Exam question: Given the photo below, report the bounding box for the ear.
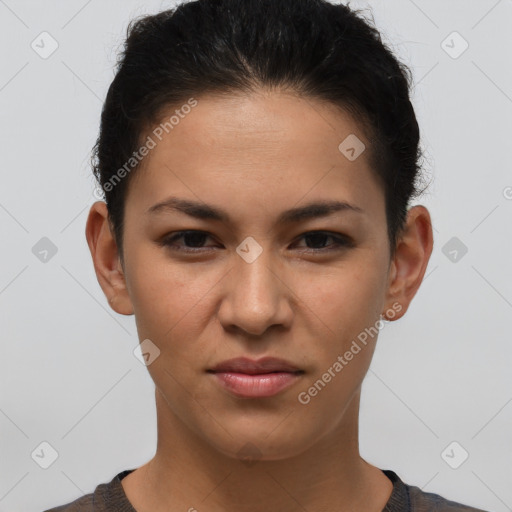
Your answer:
[85,201,134,315]
[382,205,433,321]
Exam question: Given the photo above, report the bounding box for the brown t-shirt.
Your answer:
[43,468,489,512]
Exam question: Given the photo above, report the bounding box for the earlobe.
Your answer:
[85,201,134,316]
[383,205,433,321]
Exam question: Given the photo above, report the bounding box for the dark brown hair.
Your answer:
[92,0,428,265]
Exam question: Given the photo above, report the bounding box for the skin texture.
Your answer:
[86,90,433,512]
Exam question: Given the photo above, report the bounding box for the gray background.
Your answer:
[1,0,511,511]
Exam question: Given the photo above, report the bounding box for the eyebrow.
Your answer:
[146,196,364,223]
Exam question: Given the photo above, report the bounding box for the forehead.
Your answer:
[124,90,384,224]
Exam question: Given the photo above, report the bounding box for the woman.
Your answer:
[45,0,487,510]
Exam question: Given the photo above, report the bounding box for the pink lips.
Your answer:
[207,357,304,398]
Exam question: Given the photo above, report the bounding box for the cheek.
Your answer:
[294,259,385,334]
[291,265,386,407]
[126,250,218,343]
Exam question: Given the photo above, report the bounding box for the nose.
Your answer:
[216,246,293,337]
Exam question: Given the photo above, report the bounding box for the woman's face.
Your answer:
[102,91,406,460]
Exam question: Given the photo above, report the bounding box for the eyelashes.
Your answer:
[160,230,354,254]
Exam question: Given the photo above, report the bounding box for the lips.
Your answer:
[208,356,303,375]
[207,357,304,398]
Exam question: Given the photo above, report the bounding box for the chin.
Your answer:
[204,424,318,463]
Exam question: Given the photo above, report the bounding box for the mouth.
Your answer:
[207,357,304,398]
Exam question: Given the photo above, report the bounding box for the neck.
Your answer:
[122,387,393,512]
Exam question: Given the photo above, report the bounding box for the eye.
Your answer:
[160,230,219,252]
[160,230,353,254]
[293,231,354,251]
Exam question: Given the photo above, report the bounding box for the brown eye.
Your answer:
[161,231,219,252]
[294,231,353,251]
[159,230,353,255]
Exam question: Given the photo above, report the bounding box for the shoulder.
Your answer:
[42,491,97,512]
[383,469,490,512]
[41,470,135,512]
[408,484,490,512]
